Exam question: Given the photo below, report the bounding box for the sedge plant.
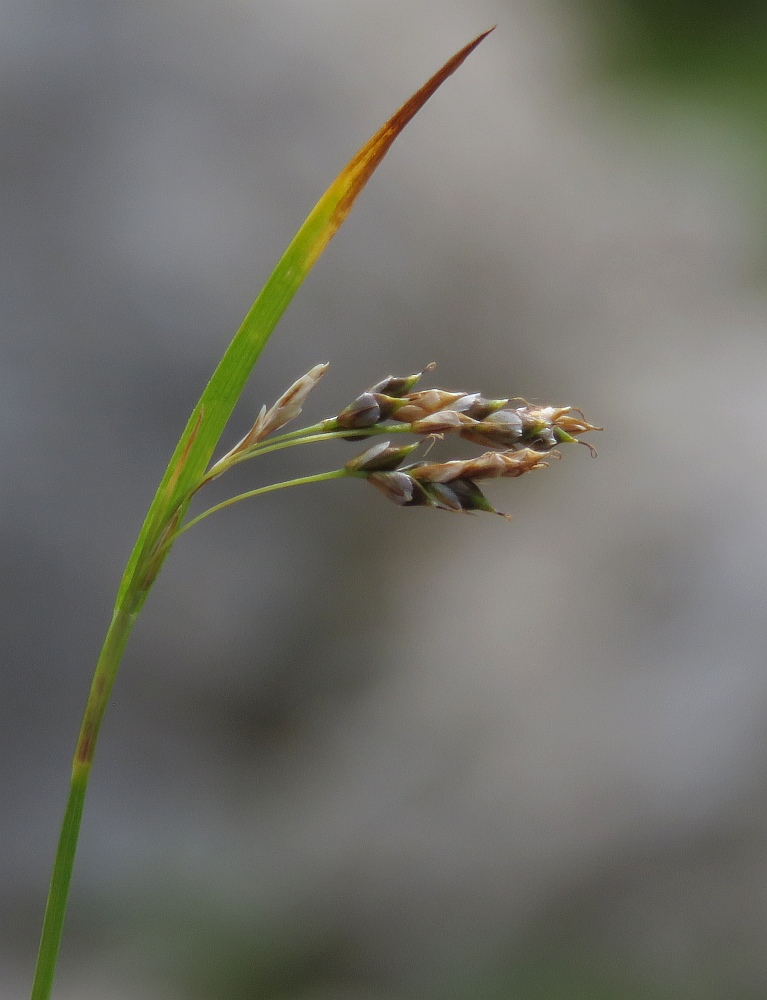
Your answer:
[29,28,600,1000]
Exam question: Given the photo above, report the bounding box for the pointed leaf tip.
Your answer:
[309,28,496,262]
[372,26,495,149]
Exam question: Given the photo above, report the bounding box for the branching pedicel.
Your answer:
[178,363,601,532]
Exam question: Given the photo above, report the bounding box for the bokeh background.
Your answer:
[4,1,767,997]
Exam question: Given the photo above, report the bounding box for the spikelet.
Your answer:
[206,363,328,480]
[347,442,553,519]
[334,370,600,455]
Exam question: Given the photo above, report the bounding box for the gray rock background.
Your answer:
[3,1,767,997]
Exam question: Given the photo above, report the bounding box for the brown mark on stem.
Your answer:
[162,405,205,507]
[137,407,206,591]
[74,673,107,767]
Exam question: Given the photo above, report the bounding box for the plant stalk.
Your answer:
[30,602,141,1000]
[29,467,351,999]
[177,468,352,538]
[198,421,411,487]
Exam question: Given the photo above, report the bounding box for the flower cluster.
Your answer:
[335,367,600,454]
[345,440,553,518]
[333,368,600,518]
[200,363,600,523]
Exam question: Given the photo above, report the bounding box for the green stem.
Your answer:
[203,420,411,484]
[240,424,409,462]
[28,438,400,999]
[177,467,354,539]
[30,602,140,1000]
[29,445,383,1000]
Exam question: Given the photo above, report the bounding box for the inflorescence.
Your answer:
[334,366,600,518]
[185,363,600,525]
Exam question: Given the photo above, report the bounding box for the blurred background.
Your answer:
[3,0,767,997]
